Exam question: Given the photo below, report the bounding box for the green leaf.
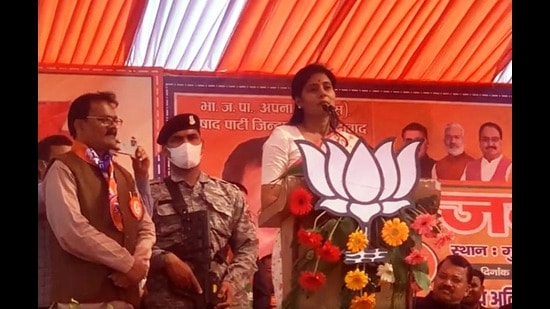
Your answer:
[319,218,338,235]
[413,270,431,292]
[409,232,422,248]
[329,217,358,249]
[411,261,429,274]
[389,248,409,286]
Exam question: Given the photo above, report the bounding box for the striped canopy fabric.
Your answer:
[38,0,512,84]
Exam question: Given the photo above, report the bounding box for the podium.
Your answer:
[258,176,441,309]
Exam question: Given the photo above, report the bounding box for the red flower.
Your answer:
[297,228,323,248]
[404,248,427,265]
[298,271,326,292]
[410,214,437,238]
[316,240,341,263]
[434,228,455,249]
[289,187,314,216]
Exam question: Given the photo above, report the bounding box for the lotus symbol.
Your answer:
[295,138,421,263]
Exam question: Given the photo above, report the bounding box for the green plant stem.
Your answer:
[313,256,321,272]
[311,217,343,274]
[313,210,327,230]
[407,206,423,216]
[328,217,343,240]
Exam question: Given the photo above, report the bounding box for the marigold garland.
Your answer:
[346,230,368,253]
[350,293,376,309]
[344,268,369,291]
[381,217,409,247]
[282,175,448,309]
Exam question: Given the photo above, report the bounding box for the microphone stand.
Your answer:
[322,104,363,139]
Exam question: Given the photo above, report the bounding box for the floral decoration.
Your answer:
[279,138,455,309]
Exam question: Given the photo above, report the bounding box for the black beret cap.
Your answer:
[156,113,201,145]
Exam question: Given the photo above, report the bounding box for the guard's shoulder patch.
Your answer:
[210,175,227,184]
[212,177,241,192]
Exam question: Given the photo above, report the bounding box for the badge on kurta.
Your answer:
[110,200,124,231]
[129,193,144,220]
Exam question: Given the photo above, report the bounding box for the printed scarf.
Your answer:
[72,141,124,231]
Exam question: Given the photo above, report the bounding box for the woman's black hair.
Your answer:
[288,63,350,145]
[288,63,337,126]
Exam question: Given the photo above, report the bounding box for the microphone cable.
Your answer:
[322,104,363,143]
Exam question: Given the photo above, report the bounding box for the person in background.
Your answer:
[143,113,258,309]
[414,254,473,309]
[462,268,493,309]
[462,122,512,183]
[38,134,73,309]
[432,122,474,180]
[38,135,73,181]
[43,91,156,309]
[221,136,277,309]
[261,63,360,308]
[401,122,435,179]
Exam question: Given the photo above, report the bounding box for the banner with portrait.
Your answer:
[163,74,511,307]
[37,67,511,307]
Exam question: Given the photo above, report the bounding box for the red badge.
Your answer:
[109,200,124,232]
[129,194,144,220]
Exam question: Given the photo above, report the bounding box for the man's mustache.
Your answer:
[106,129,117,136]
[437,285,454,293]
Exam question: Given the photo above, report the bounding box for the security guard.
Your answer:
[143,113,258,309]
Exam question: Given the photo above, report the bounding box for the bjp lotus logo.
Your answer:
[295,138,421,262]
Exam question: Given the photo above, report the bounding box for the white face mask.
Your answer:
[167,143,202,169]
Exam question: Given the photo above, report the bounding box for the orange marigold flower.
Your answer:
[350,292,376,309]
[381,218,409,247]
[346,230,368,253]
[345,268,369,291]
[297,228,323,248]
[289,187,314,216]
[298,271,326,292]
[316,240,341,263]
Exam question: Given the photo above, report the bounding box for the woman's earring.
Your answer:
[297,105,302,109]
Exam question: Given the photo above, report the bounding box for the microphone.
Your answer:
[322,103,362,140]
[322,103,336,114]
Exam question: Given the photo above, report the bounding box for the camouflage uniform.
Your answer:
[143,172,258,309]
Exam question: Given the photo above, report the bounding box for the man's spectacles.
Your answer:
[480,137,500,143]
[436,272,466,286]
[85,116,124,127]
